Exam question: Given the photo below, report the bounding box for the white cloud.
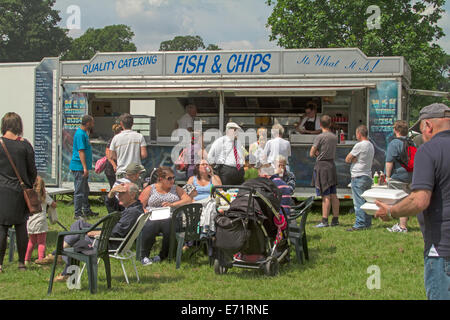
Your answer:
[218,40,254,50]
[148,0,168,7]
[115,0,146,19]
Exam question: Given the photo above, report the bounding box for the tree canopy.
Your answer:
[0,0,71,62]
[62,24,137,61]
[159,35,221,51]
[266,0,448,113]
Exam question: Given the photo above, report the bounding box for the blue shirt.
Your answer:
[69,128,92,171]
[411,130,450,258]
[193,176,212,201]
[270,174,293,214]
[385,137,412,183]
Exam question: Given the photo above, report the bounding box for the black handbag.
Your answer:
[0,138,42,215]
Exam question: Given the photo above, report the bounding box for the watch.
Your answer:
[387,206,393,218]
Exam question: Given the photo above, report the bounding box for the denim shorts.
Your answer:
[316,185,337,196]
[424,256,450,300]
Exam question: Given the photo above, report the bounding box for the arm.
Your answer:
[212,175,222,186]
[140,146,148,160]
[78,149,89,177]
[309,146,318,158]
[375,190,432,221]
[162,186,192,208]
[138,185,152,211]
[385,162,394,179]
[25,140,38,186]
[345,152,357,164]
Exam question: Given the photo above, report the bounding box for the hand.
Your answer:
[162,202,173,207]
[374,200,393,221]
[83,169,89,178]
[51,201,57,209]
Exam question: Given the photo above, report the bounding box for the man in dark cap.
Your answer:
[375,103,450,300]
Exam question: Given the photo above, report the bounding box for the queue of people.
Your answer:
[1,101,449,300]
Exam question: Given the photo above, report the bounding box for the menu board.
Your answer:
[63,95,87,130]
[34,58,58,185]
[368,80,399,172]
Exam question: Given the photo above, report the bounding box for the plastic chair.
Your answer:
[47,212,121,294]
[168,203,207,269]
[287,196,314,264]
[108,211,151,284]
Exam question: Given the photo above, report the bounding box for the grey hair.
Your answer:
[271,123,284,137]
[258,164,275,176]
[126,183,140,199]
[274,155,287,164]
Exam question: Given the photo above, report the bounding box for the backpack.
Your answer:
[393,137,417,172]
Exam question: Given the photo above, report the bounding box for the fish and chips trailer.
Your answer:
[0,48,416,198]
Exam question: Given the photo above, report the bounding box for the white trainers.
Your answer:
[387,223,408,233]
[141,257,153,266]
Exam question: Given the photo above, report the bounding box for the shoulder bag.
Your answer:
[0,138,42,215]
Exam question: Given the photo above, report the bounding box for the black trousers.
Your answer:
[0,223,28,265]
[218,165,245,186]
[140,218,172,260]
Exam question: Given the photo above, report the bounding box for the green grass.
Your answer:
[0,197,426,300]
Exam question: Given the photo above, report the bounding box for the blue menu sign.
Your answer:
[34,58,58,185]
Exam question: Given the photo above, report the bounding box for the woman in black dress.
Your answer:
[0,113,37,272]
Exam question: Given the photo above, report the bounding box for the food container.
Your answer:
[360,202,380,216]
[361,188,408,205]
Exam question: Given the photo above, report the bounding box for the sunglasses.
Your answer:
[165,176,175,181]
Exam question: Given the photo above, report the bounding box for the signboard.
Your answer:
[368,80,399,172]
[60,49,407,79]
[34,58,58,185]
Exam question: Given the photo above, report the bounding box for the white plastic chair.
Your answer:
[108,211,151,284]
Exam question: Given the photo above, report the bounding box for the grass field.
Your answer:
[0,196,427,300]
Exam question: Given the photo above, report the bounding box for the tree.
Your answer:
[62,24,137,60]
[0,0,72,62]
[159,35,221,51]
[266,0,448,116]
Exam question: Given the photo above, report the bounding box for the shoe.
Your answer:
[346,227,367,232]
[54,274,69,283]
[233,252,244,262]
[152,255,161,263]
[331,219,340,227]
[387,223,407,233]
[35,257,53,265]
[315,222,329,228]
[74,214,85,220]
[141,257,153,266]
[84,211,99,217]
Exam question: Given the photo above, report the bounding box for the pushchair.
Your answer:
[211,181,290,277]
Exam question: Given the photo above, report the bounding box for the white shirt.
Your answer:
[300,115,321,131]
[109,130,147,175]
[350,140,374,178]
[264,137,291,165]
[177,113,194,130]
[208,135,245,167]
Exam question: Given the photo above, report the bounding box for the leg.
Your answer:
[399,217,409,230]
[321,195,331,220]
[14,223,28,265]
[351,176,372,229]
[25,234,37,262]
[0,225,8,267]
[424,257,450,300]
[330,193,340,218]
[73,171,84,217]
[81,174,91,214]
[36,233,47,260]
[159,218,172,260]
[140,220,160,260]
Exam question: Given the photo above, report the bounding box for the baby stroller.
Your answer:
[211,180,289,277]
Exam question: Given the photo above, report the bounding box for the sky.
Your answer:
[52,0,450,53]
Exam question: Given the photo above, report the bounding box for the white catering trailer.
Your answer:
[0,48,418,198]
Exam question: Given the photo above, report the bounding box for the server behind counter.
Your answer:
[296,102,322,135]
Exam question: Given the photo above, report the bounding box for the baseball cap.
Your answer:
[410,103,450,132]
[125,163,145,174]
[226,122,241,130]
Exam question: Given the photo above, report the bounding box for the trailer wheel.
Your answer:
[264,258,279,277]
[214,259,228,275]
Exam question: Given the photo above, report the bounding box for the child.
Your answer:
[24,176,56,265]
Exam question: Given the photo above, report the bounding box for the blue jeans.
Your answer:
[351,175,373,229]
[72,170,91,216]
[424,256,450,300]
